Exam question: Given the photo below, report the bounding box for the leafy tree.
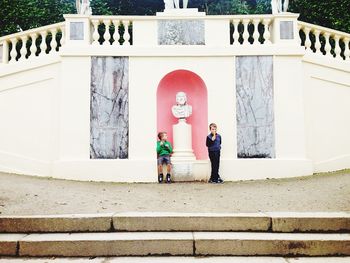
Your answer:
[206,0,250,15]
[0,0,75,37]
[0,0,110,37]
[90,0,112,15]
[289,0,350,33]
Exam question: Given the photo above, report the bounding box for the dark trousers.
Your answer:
[209,151,220,180]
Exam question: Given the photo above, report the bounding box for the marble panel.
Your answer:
[158,20,205,45]
[236,56,275,158]
[70,22,84,40]
[280,21,294,40]
[90,57,129,159]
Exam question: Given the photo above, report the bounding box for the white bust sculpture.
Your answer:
[172,92,192,119]
[76,0,92,15]
[271,0,289,14]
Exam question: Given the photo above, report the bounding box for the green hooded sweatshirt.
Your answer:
[157,141,173,156]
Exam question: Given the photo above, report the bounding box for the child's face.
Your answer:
[161,133,168,141]
[210,126,217,134]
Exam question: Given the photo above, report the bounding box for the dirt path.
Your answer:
[0,171,349,215]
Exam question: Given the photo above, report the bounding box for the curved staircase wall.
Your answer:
[0,13,349,181]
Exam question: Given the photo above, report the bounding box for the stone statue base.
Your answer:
[156,8,205,17]
[171,119,196,161]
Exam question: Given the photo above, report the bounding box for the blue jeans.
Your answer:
[158,155,171,165]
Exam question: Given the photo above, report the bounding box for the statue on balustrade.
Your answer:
[271,0,289,14]
[76,0,92,15]
[172,92,192,119]
[164,0,189,10]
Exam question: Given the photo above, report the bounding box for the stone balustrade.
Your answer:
[1,15,349,66]
[0,22,65,64]
[298,21,350,60]
[230,15,273,45]
[90,17,132,45]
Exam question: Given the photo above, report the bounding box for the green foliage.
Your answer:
[253,0,271,14]
[0,0,111,37]
[0,0,75,37]
[289,0,350,33]
[90,0,112,15]
[206,0,250,15]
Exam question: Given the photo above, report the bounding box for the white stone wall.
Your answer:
[0,50,349,182]
[0,61,60,175]
[302,56,350,172]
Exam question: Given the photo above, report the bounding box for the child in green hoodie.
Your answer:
[156,132,173,183]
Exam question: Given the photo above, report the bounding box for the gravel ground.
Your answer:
[0,171,349,215]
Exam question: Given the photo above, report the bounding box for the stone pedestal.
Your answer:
[156,8,205,17]
[156,9,205,45]
[170,119,206,182]
[171,119,196,161]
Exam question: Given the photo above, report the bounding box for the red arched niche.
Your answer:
[157,70,208,160]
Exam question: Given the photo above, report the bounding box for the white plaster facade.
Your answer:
[0,13,349,182]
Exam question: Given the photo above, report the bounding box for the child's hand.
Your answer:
[165,144,169,148]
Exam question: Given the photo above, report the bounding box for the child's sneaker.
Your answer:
[166,173,171,183]
[217,177,224,183]
[208,178,216,183]
[158,174,163,183]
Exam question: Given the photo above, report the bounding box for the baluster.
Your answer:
[242,19,250,45]
[304,27,311,51]
[343,38,350,60]
[91,19,100,45]
[103,19,111,45]
[123,20,130,45]
[2,40,9,64]
[19,35,28,61]
[39,31,47,56]
[9,38,18,63]
[262,18,271,44]
[50,28,58,53]
[232,19,240,45]
[333,35,341,59]
[313,29,321,54]
[112,20,121,45]
[323,32,332,57]
[29,33,38,58]
[252,19,260,45]
[298,24,302,45]
[60,28,65,47]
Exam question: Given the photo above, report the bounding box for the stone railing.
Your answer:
[0,22,65,64]
[86,14,277,47]
[229,15,273,45]
[89,16,133,45]
[1,14,350,66]
[298,21,350,60]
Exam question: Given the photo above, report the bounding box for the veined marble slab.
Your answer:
[280,21,294,40]
[90,57,129,159]
[158,20,205,45]
[70,22,84,40]
[236,56,275,158]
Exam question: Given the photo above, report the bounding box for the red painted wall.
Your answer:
[157,70,208,160]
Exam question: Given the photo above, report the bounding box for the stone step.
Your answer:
[1,232,349,257]
[0,212,349,233]
[1,257,350,263]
